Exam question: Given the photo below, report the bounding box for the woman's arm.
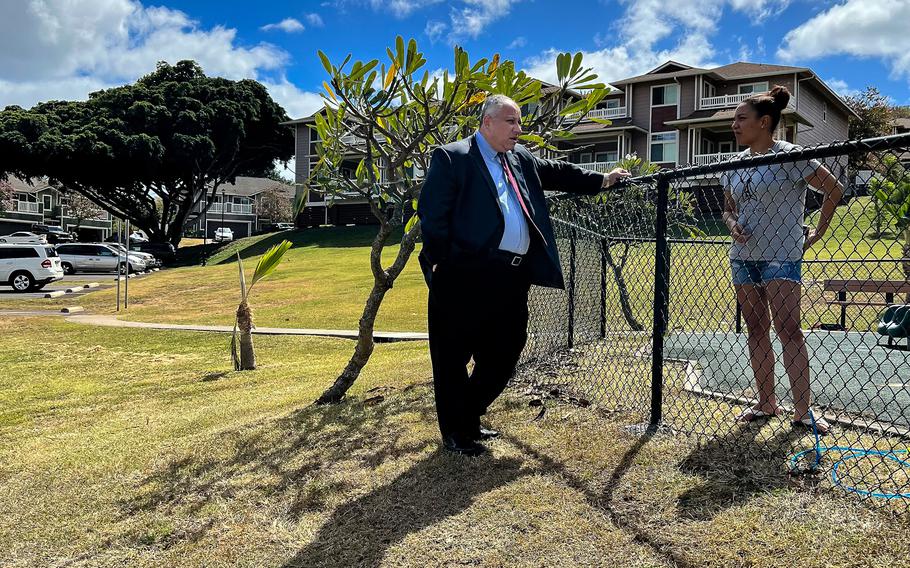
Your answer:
[803,164,843,249]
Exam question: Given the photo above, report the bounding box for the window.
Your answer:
[43,195,52,211]
[737,81,769,95]
[718,141,734,153]
[0,247,39,259]
[651,84,678,106]
[579,153,592,163]
[606,99,621,109]
[704,83,716,98]
[650,132,678,163]
[823,102,827,123]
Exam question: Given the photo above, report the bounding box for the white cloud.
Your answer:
[0,0,319,113]
[523,0,787,86]
[508,36,526,49]
[825,78,859,99]
[262,78,325,119]
[368,0,442,18]
[425,20,447,43]
[778,0,910,83]
[305,13,325,27]
[449,0,520,41]
[260,18,305,33]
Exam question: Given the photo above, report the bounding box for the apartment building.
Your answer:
[184,176,296,239]
[0,177,112,239]
[284,60,855,224]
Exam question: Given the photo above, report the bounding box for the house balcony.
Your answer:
[575,161,619,173]
[565,107,628,121]
[692,152,740,166]
[700,93,797,110]
[17,201,39,214]
[209,203,253,215]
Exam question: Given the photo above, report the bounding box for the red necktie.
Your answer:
[498,152,546,245]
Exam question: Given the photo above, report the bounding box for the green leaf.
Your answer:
[590,118,613,125]
[518,133,545,145]
[404,213,419,234]
[250,240,293,291]
[318,50,333,76]
[560,99,589,116]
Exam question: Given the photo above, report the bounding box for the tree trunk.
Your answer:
[604,242,644,332]
[237,299,256,370]
[316,221,420,404]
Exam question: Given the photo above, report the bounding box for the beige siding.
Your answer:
[795,83,849,146]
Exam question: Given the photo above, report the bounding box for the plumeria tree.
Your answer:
[310,37,613,403]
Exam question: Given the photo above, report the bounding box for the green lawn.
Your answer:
[2,316,909,567]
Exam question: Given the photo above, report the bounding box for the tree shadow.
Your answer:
[507,429,694,568]
[677,420,809,521]
[281,452,529,568]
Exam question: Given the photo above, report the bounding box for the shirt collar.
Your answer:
[475,131,500,162]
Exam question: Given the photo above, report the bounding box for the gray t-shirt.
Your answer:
[722,140,821,262]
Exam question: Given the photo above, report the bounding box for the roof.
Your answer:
[568,119,648,136]
[710,62,808,79]
[611,61,810,87]
[4,176,54,194]
[217,177,295,198]
[894,117,910,131]
[663,107,814,128]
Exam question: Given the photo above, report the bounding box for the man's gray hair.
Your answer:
[480,94,518,121]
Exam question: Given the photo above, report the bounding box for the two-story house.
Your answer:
[0,176,112,240]
[184,176,296,239]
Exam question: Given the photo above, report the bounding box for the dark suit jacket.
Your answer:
[417,134,605,289]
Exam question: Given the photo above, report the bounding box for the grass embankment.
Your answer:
[1,317,908,567]
[0,226,429,332]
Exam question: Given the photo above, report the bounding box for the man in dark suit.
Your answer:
[417,94,630,456]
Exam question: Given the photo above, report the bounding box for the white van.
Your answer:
[0,244,64,292]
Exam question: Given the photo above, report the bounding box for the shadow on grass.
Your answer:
[120,382,531,565]
[508,428,694,568]
[677,420,809,521]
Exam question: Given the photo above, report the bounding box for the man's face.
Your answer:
[482,103,522,152]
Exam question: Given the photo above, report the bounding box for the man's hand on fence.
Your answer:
[602,168,632,188]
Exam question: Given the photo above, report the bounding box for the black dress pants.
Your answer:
[427,260,531,438]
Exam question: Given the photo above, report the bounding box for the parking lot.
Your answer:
[0,271,154,299]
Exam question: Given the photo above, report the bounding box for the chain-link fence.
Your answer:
[520,132,910,508]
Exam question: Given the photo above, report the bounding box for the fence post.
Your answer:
[600,236,607,339]
[567,227,577,348]
[650,175,671,427]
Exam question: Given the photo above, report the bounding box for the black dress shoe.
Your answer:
[470,426,500,441]
[442,434,487,456]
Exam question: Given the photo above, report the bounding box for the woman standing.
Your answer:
[723,85,843,433]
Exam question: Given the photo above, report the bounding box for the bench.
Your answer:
[824,279,910,329]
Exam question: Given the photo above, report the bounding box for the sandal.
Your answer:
[791,415,831,435]
[736,407,781,423]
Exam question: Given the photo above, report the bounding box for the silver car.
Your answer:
[55,243,148,274]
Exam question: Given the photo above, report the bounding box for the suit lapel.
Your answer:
[468,135,499,203]
[506,151,535,216]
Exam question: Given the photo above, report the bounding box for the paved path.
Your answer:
[0,310,427,342]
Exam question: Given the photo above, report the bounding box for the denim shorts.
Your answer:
[730,259,802,286]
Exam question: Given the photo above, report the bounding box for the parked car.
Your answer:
[129,231,149,243]
[104,243,160,269]
[55,243,148,274]
[0,231,47,244]
[30,224,75,244]
[129,242,177,265]
[0,244,64,292]
[259,222,295,234]
[214,227,234,242]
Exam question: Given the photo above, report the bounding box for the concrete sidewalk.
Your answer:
[62,313,428,342]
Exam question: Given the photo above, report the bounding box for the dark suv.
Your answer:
[129,242,177,265]
[31,224,75,244]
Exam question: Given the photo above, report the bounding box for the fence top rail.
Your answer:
[582,132,910,188]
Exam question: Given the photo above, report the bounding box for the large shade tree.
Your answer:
[310,37,612,403]
[0,60,293,244]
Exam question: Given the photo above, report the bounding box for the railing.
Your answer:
[340,133,386,146]
[692,152,741,165]
[208,203,253,215]
[701,93,797,109]
[566,107,628,121]
[575,161,618,173]
[17,201,39,213]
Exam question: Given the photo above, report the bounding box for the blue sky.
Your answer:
[2,0,909,121]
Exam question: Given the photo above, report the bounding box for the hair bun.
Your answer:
[769,85,791,110]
